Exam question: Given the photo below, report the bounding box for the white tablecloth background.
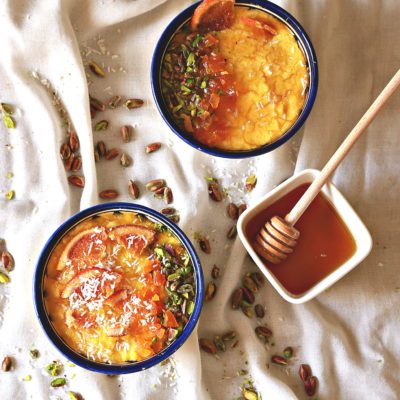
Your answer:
[0,0,399,399]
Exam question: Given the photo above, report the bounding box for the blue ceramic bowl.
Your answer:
[34,203,204,374]
[151,0,318,159]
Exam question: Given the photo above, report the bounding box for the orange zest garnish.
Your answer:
[163,309,179,328]
[191,0,235,32]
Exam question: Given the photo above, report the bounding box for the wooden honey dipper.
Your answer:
[254,68,400,264]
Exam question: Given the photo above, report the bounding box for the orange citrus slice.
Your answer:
[57,227,107,270]
[108,224,156,253]
[241,16,277,35]
[61,267,103,298]
[191,0,235,32]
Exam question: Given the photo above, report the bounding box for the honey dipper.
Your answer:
[254,68,400,264]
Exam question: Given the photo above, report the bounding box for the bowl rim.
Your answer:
[237,169,373,303]
[33,202,204,374]
[151,0,319,159]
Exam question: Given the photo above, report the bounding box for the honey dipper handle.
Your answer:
[286,68,400,226]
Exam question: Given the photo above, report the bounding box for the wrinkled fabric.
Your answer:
[0,0,399,399]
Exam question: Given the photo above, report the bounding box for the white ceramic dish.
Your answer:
[237,169,373,304]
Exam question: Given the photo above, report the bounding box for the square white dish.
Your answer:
[237,169,373,304]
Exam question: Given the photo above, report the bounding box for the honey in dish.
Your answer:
[44,211,196,364]
[246,184,357,295]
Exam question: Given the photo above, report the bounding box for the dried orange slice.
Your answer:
[241,16,277,36]
[108,224,156,253]
[191,0,235,32]
[57,227,107,270]
[61,267,103,298]
[104,289,128,307]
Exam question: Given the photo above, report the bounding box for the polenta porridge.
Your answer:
[161,6,309,151]
[44,211,196,364]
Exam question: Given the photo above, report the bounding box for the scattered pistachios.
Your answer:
[60,143,71,160]
[120,152,132,167]
[255,326,272,343]
[69,131,80,152]
[227,203,239,220]
[0,271,10,284]
[46,360,63,376]
[71,156,82,172]
[243,274,258,293]
[199,338,217,354]
[120,125,132,143]
[197,235,211,254]
[89,95,106,112]
[283,346,293,359]
[64,153,75,171]
[199,331,238,355]
[205,281,217,301]
[50,377,67,387]
[1,251,14,272]
[213,335,225,352]
[105,148,119,160]
[68,392,84,400]
[304,376,318,396]
[5,190,15,200]
[211,264,220,280]
[231,287,243,310]
[227,225,237,240]
[124,98,144,109]
[108,95,122,109]
[222,331,236,342]
[168,214,180,224]
[96,141,106,157]
[29,348,39,359]
[94,120,109,131]
[146,179,166,192]
[2,356,12,372]
[208,181,223,202]
[231,272,265,318]
[238,203,248,216]
[128,180,140,199]
[241,301,253,318]
[271,355,288,366]
[163,187,173,204]
[68,175,85,188]
[254,304,265,319]
[242,286,255,304]
[160,207,176,216]
[99,189,119,199]
[0,103,16,129]
[299,364,311,382]
[88,61,105,77]
[146,142,161,154]
[245,174,257,192]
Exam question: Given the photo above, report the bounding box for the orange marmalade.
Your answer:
[161,6,309,151]
[44,211,196,364]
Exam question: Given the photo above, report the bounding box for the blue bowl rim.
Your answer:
[33,202,204,374]
[151,0,319,159]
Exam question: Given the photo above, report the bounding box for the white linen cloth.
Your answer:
[0,0,399,399]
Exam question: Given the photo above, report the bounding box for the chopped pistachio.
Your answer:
[29,348,39,359]
[245,174,257,192]
[46,360,63,376]
[5,190,14,200]
[23,375,32,382]
[50,377,67,387]
[3,114,15,129]
[0,271,10,284]
[68,392,82,400]
[6,172,13,179]
[0,103,14,114]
